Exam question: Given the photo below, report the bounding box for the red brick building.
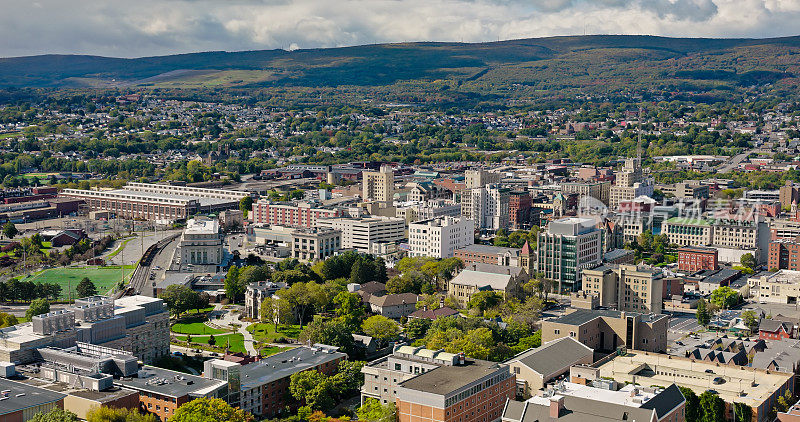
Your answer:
[759,319,795,340]
[396,359,515,422]
[509,191,532,229]
[769,237,800,271]
[251,200,344,228]
[677,246,718,272]
[454,244,520,266]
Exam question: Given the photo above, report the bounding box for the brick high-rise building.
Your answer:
[769,237,800,271]
[509,190,532,229]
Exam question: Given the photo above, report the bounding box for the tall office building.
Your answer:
[408,217,474,259]
[362,165,395,202]
[461,184,509,232]
[316,217,405,252]
[581,264,665,313]
[464,168,501,189]
[609,157,654,209]
[537,217,603,293]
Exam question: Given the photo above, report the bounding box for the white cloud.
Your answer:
[0,0,797,58]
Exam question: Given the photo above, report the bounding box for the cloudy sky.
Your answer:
[1,0,799,58]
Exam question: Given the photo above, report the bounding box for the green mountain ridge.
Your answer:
[2,34,800,102]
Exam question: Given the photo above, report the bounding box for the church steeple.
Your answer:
[520,240,534,275]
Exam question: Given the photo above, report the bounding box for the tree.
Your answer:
[208,334,216,346]
[261,296,291,329]
[741,310,759,332]
[467,291,503,313]
[331,360,366,394]
[699,390,725,422]
[1,222,17,239]
[170,397,253,422]
[86,406,157,422]
[357,399,397,422]
[159,285,198,317]
[678,386,699,422]
[740,253,757,269]
[290,370,333,410]
[299,317,355,354]
[405,318,432,339]
[0,312,18,328]
[76,277,98,298]
[734,402,752,422]
[26,298,50,319]
[709,286,739,310]
[696,299,710,327]
[277,282,328,327]
[31,409,79,422]
[333,291,365,327]
[239,196,254,219]
[362,315,400,343]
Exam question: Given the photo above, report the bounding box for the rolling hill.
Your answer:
[2,35,800,102]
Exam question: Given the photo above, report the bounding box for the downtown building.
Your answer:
[609,158,654,210]
[0,295,169,365]
[61,182,248,221]
[362,165,395,203]
[316,216,405,252]
[581,264,665,313]
[408,216,474,259]
[251,200,345,228]
[461,184,509,233]
[662,214,769,264]
[536,217,603,293]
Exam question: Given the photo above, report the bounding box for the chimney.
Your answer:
[549,396,564,418]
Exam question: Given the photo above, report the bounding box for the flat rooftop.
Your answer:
[240,345,346,389]
[185,218,220,234]
[0,378,66,416]
[397,359,504,395]
[595,351,792,408]
[550,309,668,326]
[115,366,224,398]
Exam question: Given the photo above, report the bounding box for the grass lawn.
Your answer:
[106,237,136,259]
[248,323,301,343]
[172,316,229,335]
[21,265,135,299]
[175,333,246,354]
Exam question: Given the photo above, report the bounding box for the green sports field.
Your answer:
[21,266,134,299]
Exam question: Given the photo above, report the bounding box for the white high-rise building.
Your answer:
[610,157,654,209]
[461,184,509,232]
[316,216,405,252]
[408,217,474,259]
[465,169,501,189]
[362,165,395,203]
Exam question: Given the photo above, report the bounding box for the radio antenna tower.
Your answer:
[637,106,643,164]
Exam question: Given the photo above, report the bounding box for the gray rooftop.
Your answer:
[456,244,520,256]
[240,345,346,389]
[509,337,593,377]
[0,378,67,416]
[115,366,224,398]
[550,309,668,326]
[398,359,505,395]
